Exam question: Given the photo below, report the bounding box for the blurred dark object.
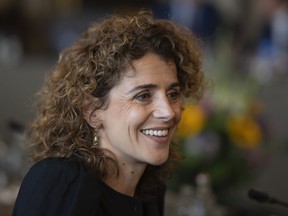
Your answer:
[248,188,288,208]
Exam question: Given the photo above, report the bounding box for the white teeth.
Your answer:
[141,129,168,137]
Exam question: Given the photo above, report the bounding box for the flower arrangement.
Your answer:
[170,97,268,196]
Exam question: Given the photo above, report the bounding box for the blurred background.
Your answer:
[1,0,288,215]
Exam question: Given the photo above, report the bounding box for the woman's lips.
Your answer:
[140,129,170,144]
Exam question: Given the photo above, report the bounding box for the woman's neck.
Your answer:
[102,161,147,197]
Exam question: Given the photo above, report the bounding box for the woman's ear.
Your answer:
[82,96,102,129]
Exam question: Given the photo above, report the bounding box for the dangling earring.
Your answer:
[93,135,99,145]
[93,129,99,147]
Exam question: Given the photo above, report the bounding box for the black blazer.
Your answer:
[12,157,165,216]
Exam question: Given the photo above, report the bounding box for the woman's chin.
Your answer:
[147,154,169,166]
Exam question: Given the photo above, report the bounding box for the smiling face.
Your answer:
[95,53,182,166]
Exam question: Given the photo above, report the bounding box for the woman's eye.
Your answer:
[134,92,151,102]
[167,91,180,102]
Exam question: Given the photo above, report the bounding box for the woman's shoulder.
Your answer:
[13,157,102,215]
[26,156,100,187]
[27,157,80,178]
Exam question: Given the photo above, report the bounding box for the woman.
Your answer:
[12,10,205,216]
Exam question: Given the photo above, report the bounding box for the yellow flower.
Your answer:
[176,105,206,138]
[227,115,262,149]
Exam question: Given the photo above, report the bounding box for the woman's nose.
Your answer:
[152,97,176,120]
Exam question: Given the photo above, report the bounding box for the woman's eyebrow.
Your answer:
[127,84,157,94]
[127,82,180,94]
[169,82,180,89]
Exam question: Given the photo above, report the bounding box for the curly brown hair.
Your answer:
[26,10,205,197]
